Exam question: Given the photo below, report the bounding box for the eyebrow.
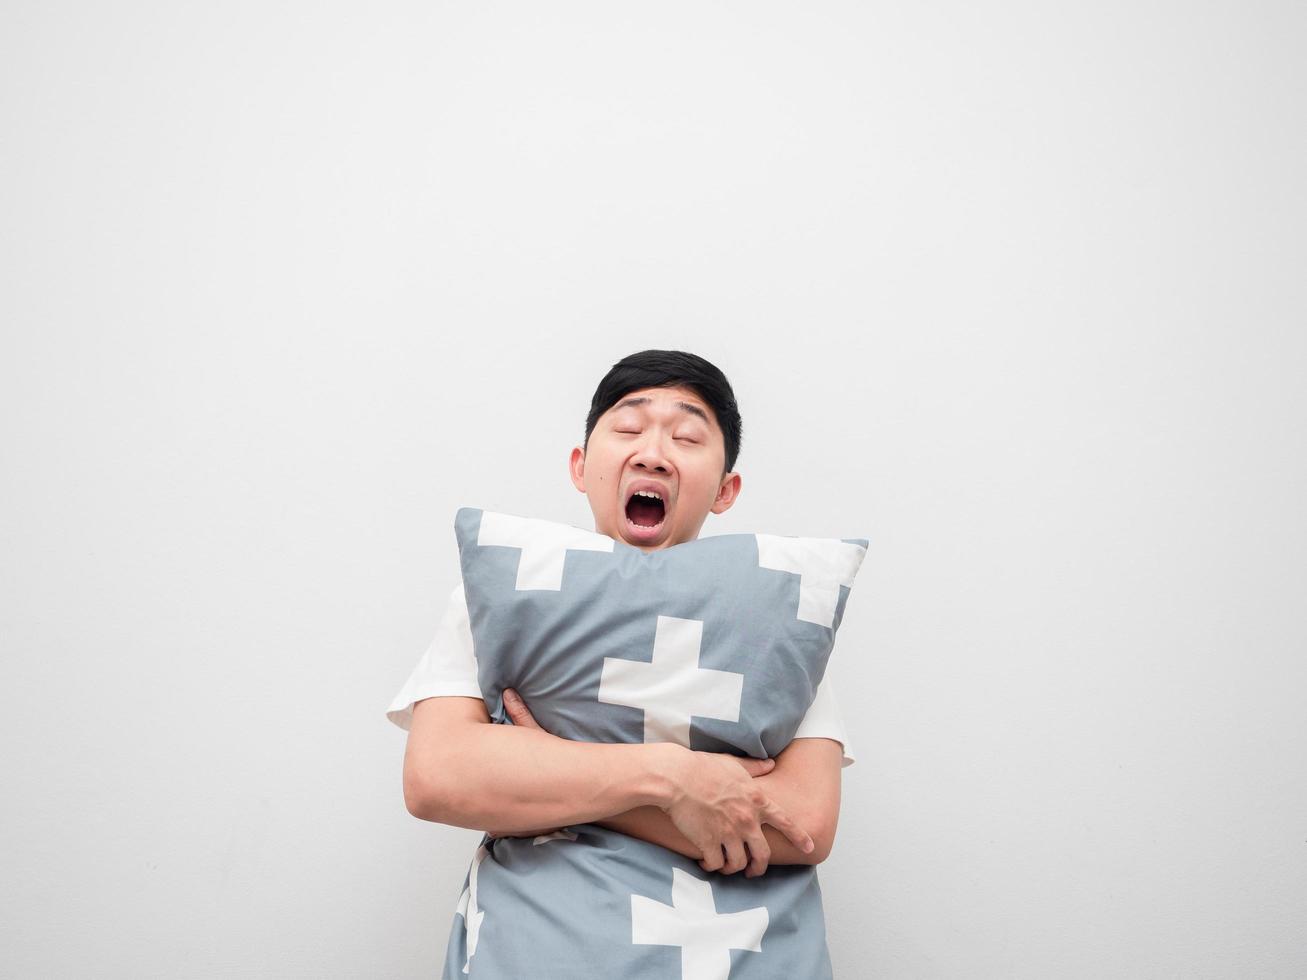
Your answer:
[612,396,711,427]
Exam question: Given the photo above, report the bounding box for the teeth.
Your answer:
[632,490,663,501]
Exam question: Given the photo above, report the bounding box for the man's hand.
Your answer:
[486,688,566,839]
[662,749,812,876]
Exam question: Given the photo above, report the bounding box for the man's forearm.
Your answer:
[593,769,821,866]
[417,723,683,833]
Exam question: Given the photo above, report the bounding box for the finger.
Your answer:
[743,831,771,878]
[736,757,776,777]
[502,689,542,729]
[698,843,725,873]
[722,838,748,875]
[762,801,815,855]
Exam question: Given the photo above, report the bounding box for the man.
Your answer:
[388,349,853,878]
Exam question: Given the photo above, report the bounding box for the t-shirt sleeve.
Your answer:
[792,668,856,768]
[384,582,484,731]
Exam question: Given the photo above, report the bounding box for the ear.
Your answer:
[568,446,586,493]
[710,471,742,515]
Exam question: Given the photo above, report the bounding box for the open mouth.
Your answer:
[623,489,668,542]
[625,493,665,528]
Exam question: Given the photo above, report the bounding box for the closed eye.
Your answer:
[614,427,697,443]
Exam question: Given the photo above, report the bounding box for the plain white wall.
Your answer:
[3,1,1304,977]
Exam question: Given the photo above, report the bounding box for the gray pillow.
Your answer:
[440,506,869,979]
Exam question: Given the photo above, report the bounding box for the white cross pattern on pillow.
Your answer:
[631,867,770,980]
[453,842,490,974]
[476,511,615,591]
[754,534,867,628]
[597,615,744,747]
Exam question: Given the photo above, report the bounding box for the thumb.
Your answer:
[738,756,777,777]
[502,688,542,729]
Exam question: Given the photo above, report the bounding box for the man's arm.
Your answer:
[403,695,685,830]
[487,690,842,868]
[592,736,843,866]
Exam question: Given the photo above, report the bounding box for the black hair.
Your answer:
[583,350,743,475]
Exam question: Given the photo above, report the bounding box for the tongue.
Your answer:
[627,496,665,528]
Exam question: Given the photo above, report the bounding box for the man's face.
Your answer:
[569,385,741,553]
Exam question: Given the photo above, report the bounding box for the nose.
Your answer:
[630,442,672,474]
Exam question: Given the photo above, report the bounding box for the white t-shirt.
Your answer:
[386,583,856,768]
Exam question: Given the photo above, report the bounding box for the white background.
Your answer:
[3,1,1304,977]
